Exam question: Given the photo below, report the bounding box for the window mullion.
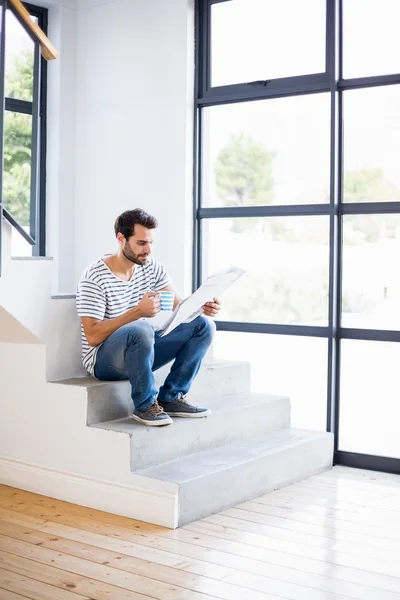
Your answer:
[5,97,33,114]
[29,38,40,251]
[199,73,331,106]
[0,0,6,275]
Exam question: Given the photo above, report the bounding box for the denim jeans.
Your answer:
[94,315,216,411]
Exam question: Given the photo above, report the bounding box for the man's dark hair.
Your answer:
[114,209,158,239]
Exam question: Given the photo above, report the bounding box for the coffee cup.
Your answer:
[159,290,174,311]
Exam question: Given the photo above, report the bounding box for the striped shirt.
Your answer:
[76,257,171,375]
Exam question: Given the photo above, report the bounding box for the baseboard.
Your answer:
[0,456,178,528]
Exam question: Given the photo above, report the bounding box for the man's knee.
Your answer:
[196,315,216,340]
[126,320,155,347]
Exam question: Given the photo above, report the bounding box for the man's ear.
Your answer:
[116,232,125,244]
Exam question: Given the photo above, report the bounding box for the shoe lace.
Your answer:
[176,394,190,405]
[148,400,165,416]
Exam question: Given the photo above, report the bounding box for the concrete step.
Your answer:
[94,392,290,469]
[137,428,333,526]
[56,359,251,425]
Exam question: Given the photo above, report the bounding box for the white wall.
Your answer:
[41,1,78,293]
[72,0,195,295]
[18,0,194,294]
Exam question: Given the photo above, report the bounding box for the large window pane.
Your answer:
[3,111,32,227]
[202,94,330,208]
[5,9,34,101]
[202,216,329,325]
[213,332,327,431]
[339,340,400,458]
[342,214,400,330]
[343,0,400,79]
[343,86,400,203]
[211,0,326,87]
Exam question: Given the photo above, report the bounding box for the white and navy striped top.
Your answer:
[76,257,171,375]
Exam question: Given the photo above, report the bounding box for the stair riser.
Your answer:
[87,361,251,425]
[177,433,334,526]
[130,397,291,470]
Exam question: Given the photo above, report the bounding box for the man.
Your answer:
[76,208,221,427]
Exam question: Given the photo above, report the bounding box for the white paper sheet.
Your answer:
[158,266,246,337]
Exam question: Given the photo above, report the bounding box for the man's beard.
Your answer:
[122,243,148,265]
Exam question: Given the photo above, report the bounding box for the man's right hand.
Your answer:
[137,292,161,318]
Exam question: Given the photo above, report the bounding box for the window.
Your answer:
[1,1,47,257]
[210,0,326,87]
[195,0,400,474]
[213,332,328,431]
[343,0,400,79]
[202,216,330,325]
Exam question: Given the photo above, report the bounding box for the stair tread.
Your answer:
[93,392,288,433]
[53,358,249,388]
[137,428,331,484]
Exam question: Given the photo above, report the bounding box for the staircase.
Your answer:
[0,219,333,528]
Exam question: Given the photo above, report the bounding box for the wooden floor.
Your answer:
[0,467,400,600]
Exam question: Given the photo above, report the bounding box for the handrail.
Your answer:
[3,208,35,245]
[8,0,58,60]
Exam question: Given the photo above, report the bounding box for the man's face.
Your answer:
[121,225,154,265]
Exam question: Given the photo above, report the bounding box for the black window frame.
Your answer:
[194,0,400,474]
[1,0,48,257]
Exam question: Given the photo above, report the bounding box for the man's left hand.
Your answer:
[202,297,222,318]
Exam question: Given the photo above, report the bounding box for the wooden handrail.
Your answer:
[8,0,59,60]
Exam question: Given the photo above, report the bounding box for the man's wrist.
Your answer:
[131,305,142,320]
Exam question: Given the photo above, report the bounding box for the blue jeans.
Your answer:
[94,316,216,411]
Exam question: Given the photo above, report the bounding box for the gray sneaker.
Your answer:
[158,395,211,418]
[132,400,173,426]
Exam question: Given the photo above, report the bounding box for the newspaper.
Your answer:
[158,266,246,337]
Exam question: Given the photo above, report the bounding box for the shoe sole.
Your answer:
[131,414,173,426]
[163,409,211,418]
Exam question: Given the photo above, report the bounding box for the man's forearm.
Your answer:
[89,306,142,346]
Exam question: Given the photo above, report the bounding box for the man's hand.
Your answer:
[202,297,222,318]
[138,292,161,318]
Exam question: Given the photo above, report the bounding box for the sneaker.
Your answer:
[132,400,173,427]
[158,395,211,418]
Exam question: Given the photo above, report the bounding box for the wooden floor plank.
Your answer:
[1,467,400,600]
[184,517,398,564]
[235,499,400,537]
[2,499,400,594]
[223,568,400,600]
[1,526,393,600]
[0,519,233,581]
[221,504,400,542]
[315,467,400,484]
[241,495,400,530]
[0,530,285,600]
[371,496,400,512]
[309,471,400,495]
[0,486,162,534]
[0,588,33,600]
[0,567,89,600]
[161,527,400,579]
[266,489,366,511]
[0,542,210,600]
[288,479,389,501]
[0,523,392,600]
[202,512,400,553]
[0,535,280,600]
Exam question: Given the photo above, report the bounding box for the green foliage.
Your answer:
[212,137,400,324]
[343,168,400,243]
[344,168,397,203]
[3,51,34,226]
[5,50,34,101]
[215,134,276,232]
[224,269,329,324]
